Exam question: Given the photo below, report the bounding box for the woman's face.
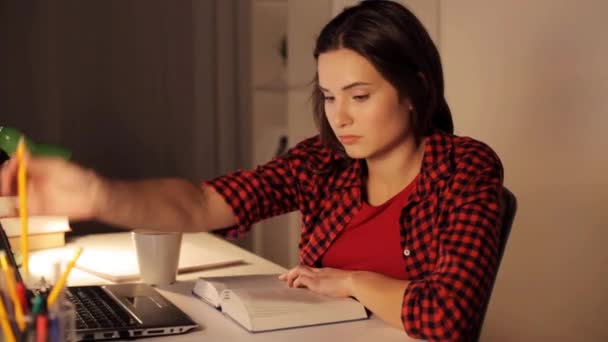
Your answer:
[317,48,413,160]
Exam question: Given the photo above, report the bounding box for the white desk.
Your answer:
[30,232,421,342]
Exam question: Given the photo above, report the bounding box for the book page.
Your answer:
[231,287,361,318]
[194,274,283,308]
[201,274,285,291]
[221,286,368,332]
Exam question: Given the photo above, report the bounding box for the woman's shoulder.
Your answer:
[428,131,503,179]
[452,133,504,185]
[286,135,344,170]
[453,135,502,169]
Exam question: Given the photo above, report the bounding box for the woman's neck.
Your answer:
[364,136,425,204]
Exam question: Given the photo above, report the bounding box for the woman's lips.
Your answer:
[339,135,361,145]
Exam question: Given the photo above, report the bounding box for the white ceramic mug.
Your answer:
[132,231,183,285]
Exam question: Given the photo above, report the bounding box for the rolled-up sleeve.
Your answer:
[402,159,503,341]
[202,148,301,239]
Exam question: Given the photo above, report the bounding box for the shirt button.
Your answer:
[403,249,411,256]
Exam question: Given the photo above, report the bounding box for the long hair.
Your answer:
[312,0,453,154]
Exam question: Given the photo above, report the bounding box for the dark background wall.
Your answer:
[0,0,249,237]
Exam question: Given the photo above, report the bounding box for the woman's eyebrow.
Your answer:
[318,81,372,92]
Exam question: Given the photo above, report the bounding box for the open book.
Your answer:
[192,274,368,332]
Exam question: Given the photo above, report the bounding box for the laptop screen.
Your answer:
[0,222,24,283]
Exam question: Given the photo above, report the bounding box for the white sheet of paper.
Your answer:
[29,233,243,282]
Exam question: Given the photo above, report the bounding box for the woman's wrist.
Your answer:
[90,171,110,221]
[349,270,368,299]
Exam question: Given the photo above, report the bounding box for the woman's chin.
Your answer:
[342,146,369,159]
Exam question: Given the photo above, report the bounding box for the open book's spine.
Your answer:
[220,290,253,331]
[192,281,223,308]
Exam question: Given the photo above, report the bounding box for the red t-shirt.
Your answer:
[321,175,419,279]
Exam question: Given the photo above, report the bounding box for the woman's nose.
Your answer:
[333,104,353,128]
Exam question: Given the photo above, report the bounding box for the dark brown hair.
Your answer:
[312,0,453,154]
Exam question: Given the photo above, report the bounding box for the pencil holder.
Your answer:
[1,298,76,342]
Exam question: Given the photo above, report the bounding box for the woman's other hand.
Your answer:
[278,264,356,298]
[0,154,105,220]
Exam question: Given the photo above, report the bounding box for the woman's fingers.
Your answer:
[0,157,18,196]
[292,274,313,289]
[286,268,300,287]
[279,265,317,287]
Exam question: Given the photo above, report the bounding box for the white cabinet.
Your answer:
[246,0,333,267]
[247,0,290,266]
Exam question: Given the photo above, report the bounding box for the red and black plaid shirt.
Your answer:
[205,130,503,341]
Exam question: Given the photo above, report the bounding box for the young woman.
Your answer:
[0,1,503,340]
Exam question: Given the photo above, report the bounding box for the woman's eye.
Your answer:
[324,96,335,102]
[353,95,369,102]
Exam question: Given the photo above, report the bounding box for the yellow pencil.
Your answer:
[0,252,25,332]
[0,290,16,342]
[47,247,83,307]
[16,137,29,276]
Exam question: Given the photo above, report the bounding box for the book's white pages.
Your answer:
[71,233,243,282]
[0,216,71,236]
[193,274,368,332]
[193,274,286,307]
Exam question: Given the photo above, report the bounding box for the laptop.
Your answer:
[0,224,199,341]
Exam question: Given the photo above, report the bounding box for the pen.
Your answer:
[48,315,60,342]
[22,293,45,342]
[16,137,29,276]
[36,313,48,342]
[47,248,82,308]
[0,225,22,283]
[15,282,28,314]
[31,294,44,316]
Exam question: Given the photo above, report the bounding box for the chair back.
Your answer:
[474,187,517,341]
[497,187,517,262]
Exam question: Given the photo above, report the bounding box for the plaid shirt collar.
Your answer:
[329,130,454,200]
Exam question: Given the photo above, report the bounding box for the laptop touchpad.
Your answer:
[104,283,196,327]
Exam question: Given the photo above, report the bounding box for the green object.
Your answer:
[31,294,44,315]
[0,126,71,159]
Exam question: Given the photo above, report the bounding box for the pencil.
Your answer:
[0,290,16,342]
[47,247,83,307]
[0,252,25,332]
[16,137,28,276]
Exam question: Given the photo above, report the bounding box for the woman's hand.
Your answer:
[278,265,356,298]
[0,154,104,220]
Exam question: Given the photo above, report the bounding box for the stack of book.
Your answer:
[0,196,70,251]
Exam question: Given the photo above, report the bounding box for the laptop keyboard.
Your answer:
[67,286,138,330]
